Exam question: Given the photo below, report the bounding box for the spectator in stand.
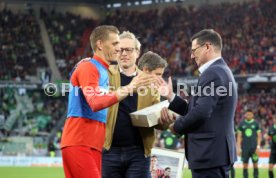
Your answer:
[2,1,276,80]
[103,0,275,77]
[0,9,48,81]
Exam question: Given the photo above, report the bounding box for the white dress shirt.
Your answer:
[169,57,221,102]
[119,67,137,77]
[198,57,221,74]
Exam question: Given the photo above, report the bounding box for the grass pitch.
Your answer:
[0,167,271,178]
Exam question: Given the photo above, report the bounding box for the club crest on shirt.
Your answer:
[98,87,109,95]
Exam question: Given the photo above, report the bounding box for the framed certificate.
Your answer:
[150,147,185,178]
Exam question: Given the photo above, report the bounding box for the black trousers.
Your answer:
[191,165,231,178]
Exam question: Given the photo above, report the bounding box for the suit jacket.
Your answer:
[104,65,167,156]
[169,58,237,169]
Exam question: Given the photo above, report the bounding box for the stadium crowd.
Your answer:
[0,9,48,81]
[104,0,276,77]
[0,88,66,137]
[1,0,275,81]
[0,0,275,157]
[41,9,98,78]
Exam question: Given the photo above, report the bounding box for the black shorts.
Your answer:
[241,148,258,163]
[269,152,276,164]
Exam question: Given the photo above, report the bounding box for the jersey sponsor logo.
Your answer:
[165,137,174,146]
[245,128,253,137]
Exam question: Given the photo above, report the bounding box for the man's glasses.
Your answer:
[119,47,135,55]
[191,43,205,54]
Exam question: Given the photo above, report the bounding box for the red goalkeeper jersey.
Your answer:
[61,55,118,152]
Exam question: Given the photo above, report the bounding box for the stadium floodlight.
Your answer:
[141,0,152,5]
[113,3,122,8]
[271,76,276,82]
[247,75,269,83]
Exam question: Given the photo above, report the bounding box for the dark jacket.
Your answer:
[169,59,238,169]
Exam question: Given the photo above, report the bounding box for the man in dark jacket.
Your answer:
[159,29,238,178]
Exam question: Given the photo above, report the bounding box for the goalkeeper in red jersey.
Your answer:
[60,25,155,178]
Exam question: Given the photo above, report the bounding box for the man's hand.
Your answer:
[159,107,176,125]
[155,76,174,101]
[115,73,158,100]
[128,73,157,92]
[169,123,178,135]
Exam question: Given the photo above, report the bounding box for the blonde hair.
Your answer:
[119,31,141,51]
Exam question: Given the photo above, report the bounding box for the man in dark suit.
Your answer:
[159,29,238,178]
